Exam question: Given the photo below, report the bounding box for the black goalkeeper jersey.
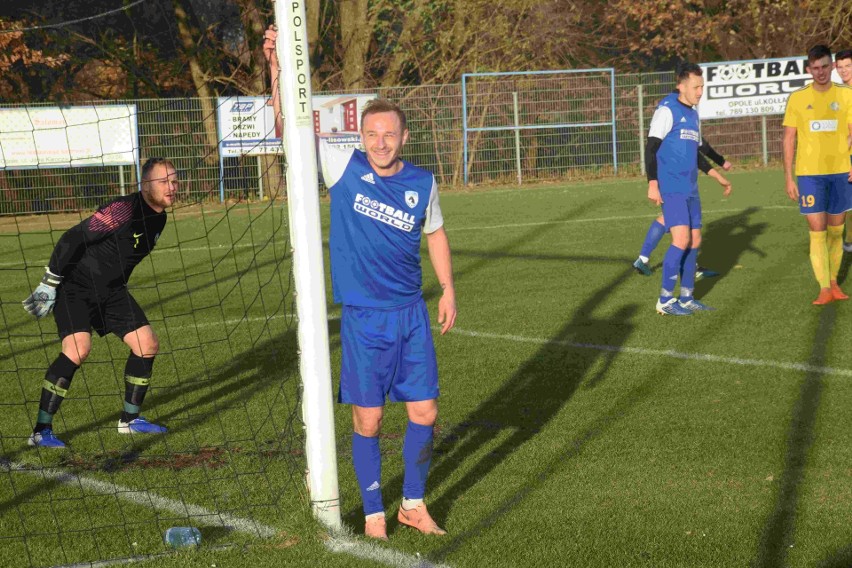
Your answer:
[48,192,167,294]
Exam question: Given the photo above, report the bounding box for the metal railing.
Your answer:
[0,71,786,215]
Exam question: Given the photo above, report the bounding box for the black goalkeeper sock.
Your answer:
[123,353,154,423]
[120,411,139,424]
[35,353,79,432]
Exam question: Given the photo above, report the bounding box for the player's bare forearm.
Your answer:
[426,227,457,334]
[264,26,283,137]
[782,127,798,201]
[708,169,732,197]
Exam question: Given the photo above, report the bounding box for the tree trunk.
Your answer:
[380,0,425,87]
[173,0,219,164]
[338,0,370,89]
[306,0,322,91]
[242,0,285,199]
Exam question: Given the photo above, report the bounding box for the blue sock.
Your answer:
[660,244,686,303]
[352,433,384,515]
[402,421,434,500]
[640,220,667,259]
[679,247,699,300]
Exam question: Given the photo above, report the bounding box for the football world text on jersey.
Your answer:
[353,193,416,232]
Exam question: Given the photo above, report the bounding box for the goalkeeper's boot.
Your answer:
[397,503,446,535]
[28,428,66,448]
[632,257,652,276]
[830,281,849,301]
[364,514,388,541]
[655,298,692,316]
[843,242,852,253]
[117,417,167,434]
[813,289,835,306]
[695,266,720,281]
[679,298,715,312]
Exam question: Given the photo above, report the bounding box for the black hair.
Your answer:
[676,61,703,83]
[836,49,852,62]
[807,44,832,64]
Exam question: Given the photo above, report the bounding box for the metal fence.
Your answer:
[0,71,786,215]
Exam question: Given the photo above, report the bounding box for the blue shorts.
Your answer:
[797,174,851,215]
[338,298,439,407]
[661,192,702,230]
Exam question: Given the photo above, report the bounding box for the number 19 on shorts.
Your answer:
[801,195,815,208]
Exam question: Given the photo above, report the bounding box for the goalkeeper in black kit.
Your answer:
[22,158,178,448]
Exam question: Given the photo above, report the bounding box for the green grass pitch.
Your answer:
[3,167,852,567]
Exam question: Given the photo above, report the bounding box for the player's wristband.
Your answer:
[41,269,63,288]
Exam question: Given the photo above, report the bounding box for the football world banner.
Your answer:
[698,56,843,119]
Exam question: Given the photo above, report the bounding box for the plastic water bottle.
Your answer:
[164,527,202,548]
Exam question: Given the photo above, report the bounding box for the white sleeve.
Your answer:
[319,143,356,188]
[648,106,673,140]
[422,176,444,234]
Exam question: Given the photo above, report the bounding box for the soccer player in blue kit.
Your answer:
[646,63,731,315]
[632,137,732,277]
[265,29,457,541]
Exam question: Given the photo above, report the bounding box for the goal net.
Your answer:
[0,16,326,568]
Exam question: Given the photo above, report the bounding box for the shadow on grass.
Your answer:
[817,544,852,568]
[342,262,640,534]
[639,206,767,292]
[753,305,835,568]
[695,206,766,298]
[0,325,304,562]
[837,246,852,286]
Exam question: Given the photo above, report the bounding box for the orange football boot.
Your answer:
[365,514,388,541]
[830,281,849,300]
[397,503,446,535]
[813,288,835,305]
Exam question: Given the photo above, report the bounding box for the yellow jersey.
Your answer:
[782,83,852,176]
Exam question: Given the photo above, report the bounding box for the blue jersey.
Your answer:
[649,92,701,195]
[324,148,444,308]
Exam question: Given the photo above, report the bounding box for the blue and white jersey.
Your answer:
[649,92,701,195]
[324,147,444,308]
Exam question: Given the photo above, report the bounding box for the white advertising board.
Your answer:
[0,105,138,169]
[217,96,283,157]
[312,94,375,185]
[218,94,377,186]
[698,56,843,119]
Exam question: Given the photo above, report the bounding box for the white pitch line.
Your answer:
[0,242,274,268]
[447,327,852,378]
[2,460,277,537]
[0,204,794,267]
[5,460,450,568]
[447,204,793,232]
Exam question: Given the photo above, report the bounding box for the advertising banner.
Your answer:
[0,105,138,169]
[698,57,843,119]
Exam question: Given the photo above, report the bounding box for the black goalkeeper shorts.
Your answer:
[54,283,150,340]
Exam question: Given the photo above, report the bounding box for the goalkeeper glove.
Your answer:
[22,269,63,319]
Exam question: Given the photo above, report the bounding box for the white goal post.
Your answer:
[273,0,342,529]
